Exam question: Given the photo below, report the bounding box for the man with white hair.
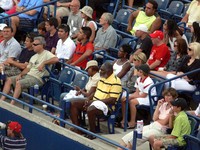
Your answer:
[94,12,117,51]
[134,24,153,58]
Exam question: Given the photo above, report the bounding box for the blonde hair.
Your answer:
[189,42,200,59]
[131,52,147,64]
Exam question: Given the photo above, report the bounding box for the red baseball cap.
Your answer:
[8,121,22,133]
[150,30,164,40]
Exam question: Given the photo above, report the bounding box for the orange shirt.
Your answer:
[72,41,94,69]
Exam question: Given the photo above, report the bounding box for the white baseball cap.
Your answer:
[135,24,148,33]
[0,23,7,31]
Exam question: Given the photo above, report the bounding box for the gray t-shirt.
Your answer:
[67,11,83,36]
[94,25,117,50]
[0,37,22,63]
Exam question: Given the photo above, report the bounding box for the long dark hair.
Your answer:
[192,22,200,43]
[167,19,183,37]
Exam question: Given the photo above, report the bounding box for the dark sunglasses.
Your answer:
[174,44,178,47]
[33,43,41,46]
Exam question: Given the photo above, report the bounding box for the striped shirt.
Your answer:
[93,73,122,101]
[0,135,27,150]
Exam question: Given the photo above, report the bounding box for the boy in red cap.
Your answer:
[0,121,26,149]
[147,30,170,71]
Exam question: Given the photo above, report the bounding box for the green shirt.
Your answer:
[171,111,191,146]
[130,11,156,35]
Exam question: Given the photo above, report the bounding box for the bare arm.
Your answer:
[19,67,31,77]
[81,87,97,97]
[149,16,162,33]
[117,63,131,79]
[127,10,139,32]
[181,14,189,23]
[88,22,96,42]
[56,1,71,7]
[38,56,59,71]
[5,58,28,70]
[148,60,161,70]
[153,99,163,121]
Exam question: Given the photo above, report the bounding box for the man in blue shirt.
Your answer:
[10,0,43,35]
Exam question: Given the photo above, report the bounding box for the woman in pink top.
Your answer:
[118,88,178,150]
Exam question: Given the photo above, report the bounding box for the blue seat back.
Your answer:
[188,116,199,136]
[167,1,184,15]
[72,73,89,89]
[182,4,189,17]
[155,0,170,10]
[184,129,200,150]
[115,9,131,24]
[59,68,75,84]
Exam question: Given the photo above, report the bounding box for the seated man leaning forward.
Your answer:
[70,62,122,139]
[10,0,43,35]
[0,36,59,105]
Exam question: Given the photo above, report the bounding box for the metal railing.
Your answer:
[148,68,200,118]
[0,91,129,150]
[0,0,57,24]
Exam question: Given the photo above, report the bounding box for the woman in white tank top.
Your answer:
[113,44,132,87]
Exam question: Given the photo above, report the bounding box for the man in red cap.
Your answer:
[147,30,170,71]
[0,121,26,149]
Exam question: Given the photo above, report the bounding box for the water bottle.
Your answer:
[0,67,5,86]
[136,120,143,139]
[34,84,39,96]
[0,122,6,129]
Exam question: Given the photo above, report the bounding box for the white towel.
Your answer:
[90,100,108,115]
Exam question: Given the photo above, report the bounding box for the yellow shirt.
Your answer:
[93,73,122,101]
[186,0,200,26]
[130,11,156,35]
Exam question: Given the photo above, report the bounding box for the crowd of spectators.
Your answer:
[0,0,199,148]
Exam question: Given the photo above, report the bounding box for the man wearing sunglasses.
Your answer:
[0,36,59,105]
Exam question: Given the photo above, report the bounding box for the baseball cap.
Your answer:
[150,30,164,40]
[135,24,148,33]
[8,121,22,133]
[170,98,187,110]
[0,23,7,31]
[85,60,98,70]
[136,64,150,74]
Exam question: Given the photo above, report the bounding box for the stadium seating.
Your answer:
[159,1,184,20]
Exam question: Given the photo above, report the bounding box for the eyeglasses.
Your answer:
[33,43,41,46]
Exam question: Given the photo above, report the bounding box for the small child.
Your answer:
[121,64,156,128]
[149,98,191,149]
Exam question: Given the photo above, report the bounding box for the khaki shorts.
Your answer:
[154,135,179,148]
[44,5,70,17]
[10,75,43,89]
